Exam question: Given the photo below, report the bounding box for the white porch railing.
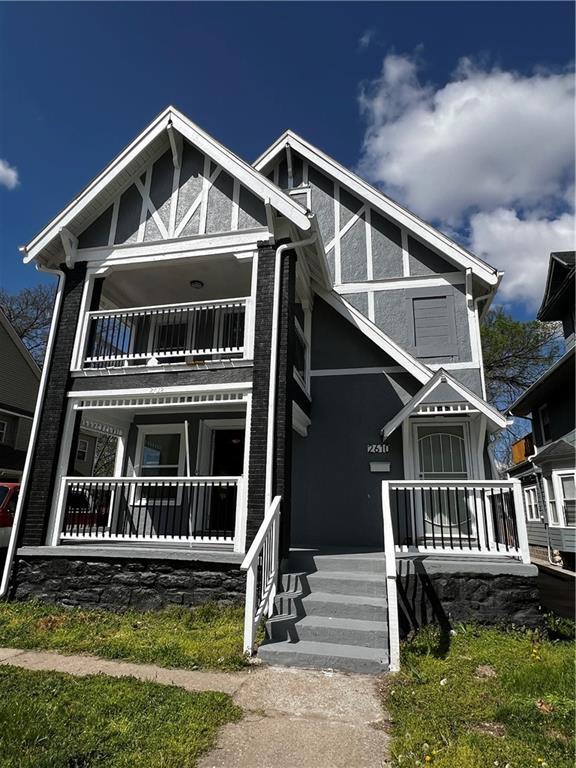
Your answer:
[81,297,249,368]
[241,495,282,655]
[53,476,242,545]
[382,480,530,562]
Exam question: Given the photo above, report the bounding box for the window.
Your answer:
[0,421,7,444]
[523,486,539,522]
[76,438,89,463]
[538,404,552,444]
[554,471,576,527]
[408,288,457,358]
[544,477,559,524]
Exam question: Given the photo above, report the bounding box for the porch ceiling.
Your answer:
[101,255,252,309]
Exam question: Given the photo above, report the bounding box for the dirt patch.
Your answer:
[474,664,497,679]
[472,722,506,738]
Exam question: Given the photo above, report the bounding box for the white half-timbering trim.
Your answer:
[168,158,181,238]
[59,228,78,268]
[365,206,373,282]
[108,198,120,247]
[334,273,465,293]
[292,402,311,436]
[401,228,410,277]
[334,183,341,285]
[78,229,266,266]
[381,369,508,440]
[316,288,431,385]
[231,179,240,231]
[427,362,481,371]
[24,107,311,264]
[311,366,405,377]
[254,130,498,287]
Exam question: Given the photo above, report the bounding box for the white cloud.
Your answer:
[358,29,376,50]
[358,54,575,224]
[0,159,19,190]
[470,208,575,309]
[357,52,576,308]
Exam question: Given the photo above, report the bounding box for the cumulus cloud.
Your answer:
[0,159,19,190]
[357,52,575,308]
[470,208,576,307]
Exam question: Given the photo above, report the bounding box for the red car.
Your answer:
[0,483,19,548]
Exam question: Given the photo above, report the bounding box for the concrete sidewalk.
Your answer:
[0,648,390,768]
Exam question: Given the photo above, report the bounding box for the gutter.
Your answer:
[264,232,317,508]
[0,265,66,599]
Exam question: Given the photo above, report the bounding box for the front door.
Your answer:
[210,429,245,534]
[413,424,472,541]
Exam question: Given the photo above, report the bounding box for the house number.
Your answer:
[367,444,389,454]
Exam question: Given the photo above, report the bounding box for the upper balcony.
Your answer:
[74,255,255,373]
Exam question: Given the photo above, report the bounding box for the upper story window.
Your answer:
[523,486,539,522]
[408,288,457,358]
[538,404,552,444]
[76,438,89,463]
[0,420,8,444]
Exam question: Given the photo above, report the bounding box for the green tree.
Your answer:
[0,284,56,365]
[481,306,564,464]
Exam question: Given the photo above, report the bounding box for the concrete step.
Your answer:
[306,570,386,597]
[275,590,387,621]
[267,614,388,647]
[258,639,389,674]
[286,553,386,575]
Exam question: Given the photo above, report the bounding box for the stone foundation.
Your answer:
[396,558,541,636]
[10,556,245,611]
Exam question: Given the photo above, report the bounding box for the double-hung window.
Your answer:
[538,404,552,444]
[523,486,539,522]
[76,438,89,463]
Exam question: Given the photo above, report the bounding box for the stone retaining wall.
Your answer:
[10,557,245,611]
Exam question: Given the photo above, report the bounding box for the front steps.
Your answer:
[257,549,390,674]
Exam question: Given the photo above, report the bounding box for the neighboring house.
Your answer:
[509,252,575,571]
[3,107,538,673]
[0,311,40,480]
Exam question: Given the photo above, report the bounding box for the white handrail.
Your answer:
[241,495,282,655]
[87,296,249,317]
[382,481,400,672]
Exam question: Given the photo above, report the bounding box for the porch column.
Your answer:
[245,241,296,550]
[18,262,87,547]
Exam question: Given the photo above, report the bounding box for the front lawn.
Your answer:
[0,665,241,767]
[382,623,575,768]
[0,600,247,671]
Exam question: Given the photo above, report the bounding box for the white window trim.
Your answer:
[523,485,539,522]
[550,470,576,528]
[76,438,89,463]
[0,420,7,444]
[134,424,187,478]
[538,403,552,445]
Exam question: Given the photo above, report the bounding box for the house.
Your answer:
[508,252,575,571]
[0,311,40,481]
[1,107,538,673]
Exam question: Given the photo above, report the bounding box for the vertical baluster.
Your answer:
[455,487,463,549]
[471,488,481,552]
[491,489,501,551]
[428,486,435,549]
[508,487,520,550]
[438,486,445,549]
[465,487,473,550]
[499,488,510,552]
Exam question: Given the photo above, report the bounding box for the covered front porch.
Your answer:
[48,385,252,553]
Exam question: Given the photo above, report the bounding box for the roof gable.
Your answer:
[254,131,499,288]
[381,369,508,439]
[23,107,311,266]
[537,251,576,321]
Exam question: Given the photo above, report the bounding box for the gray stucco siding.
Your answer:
[341,215,367,282]
[292,372,406,548]
[339,187,363,227]
[148,150,174,231]
[206,170,234,234]
[342,292,368,316]
[78,206,113,249]
[176,142,204,230]
[408,235,455,276]
[237,187,267,229]
[114,184,142,245]
[308,166,334,247]
[371,211,403,279]
[446,368,483,397]
[374,285,472,363]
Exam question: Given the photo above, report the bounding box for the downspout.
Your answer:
[264,233,317,509]
[0,263,66,599]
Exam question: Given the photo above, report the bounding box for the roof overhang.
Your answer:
[510,347,575,416]
[381,369,508,440]
[22,107,311,266]
[254,130,500,290]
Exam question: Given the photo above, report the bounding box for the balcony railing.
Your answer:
[81,298,248,368]
[382,480,530,561]
[54,476,242,544]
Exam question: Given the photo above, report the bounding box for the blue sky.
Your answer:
[0,1,574,318]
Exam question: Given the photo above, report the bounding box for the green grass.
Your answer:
[382,623,575,768]
[0,600,248,671]
[0,665,241,768]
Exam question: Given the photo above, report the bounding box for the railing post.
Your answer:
[243,563,257,654]
[512,479,531,563]
[382,481,401,672]
[267,517,278,617]
[50,476,69,546]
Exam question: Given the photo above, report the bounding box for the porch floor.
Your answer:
[17,545,244,565]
